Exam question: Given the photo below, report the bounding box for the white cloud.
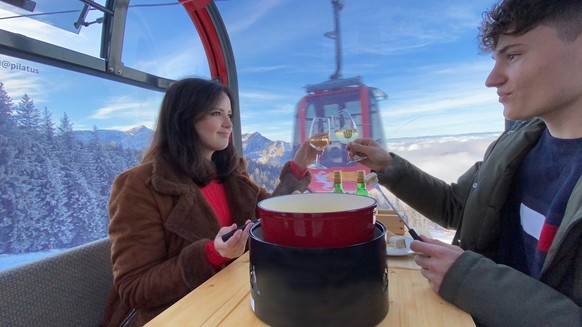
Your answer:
[387,91,495,117]
[339,1,490,57]
[0,68,43,100]
[136,50,210,80]
[239,91,288,102]
[386,133,499,183]
[370,58,501,138]
[89,95,160,124]
[239,65,288,73]
[223,0,286,34]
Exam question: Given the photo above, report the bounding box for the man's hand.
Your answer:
[347,138,393,172]
[410,235,464,293]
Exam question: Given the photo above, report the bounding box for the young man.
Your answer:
[348,0,582,326]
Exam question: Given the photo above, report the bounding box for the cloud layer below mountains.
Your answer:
[386,133,499,183]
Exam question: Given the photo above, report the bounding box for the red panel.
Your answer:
[180,0,229,85]
[359,85,370,137]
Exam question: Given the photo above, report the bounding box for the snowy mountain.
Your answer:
[73,127,293,167]
[73,125,153,150]
[242,132,293,166]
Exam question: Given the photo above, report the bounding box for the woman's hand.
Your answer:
[410,235,464,293]
[293,140,318,170]
[214,220,252,259]
[346,138,393,172]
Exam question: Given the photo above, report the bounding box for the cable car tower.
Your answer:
[292,0,388,192]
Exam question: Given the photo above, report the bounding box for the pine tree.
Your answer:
[1,94,44,251]
[15,94,41,135]
[0,82,16,167]
[0,83,18,252]
[38,153,72,249]
[37,107,71,249]
[41,107,55,144]
[0,82,14,124]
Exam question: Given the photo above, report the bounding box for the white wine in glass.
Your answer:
[334,128,359,144]
[332,109,366,163]
[307,117,331,169]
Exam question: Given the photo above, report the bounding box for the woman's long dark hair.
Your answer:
[143,78,239,185]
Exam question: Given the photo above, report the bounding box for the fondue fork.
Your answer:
[365,172,422,241]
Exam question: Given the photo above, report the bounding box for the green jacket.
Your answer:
[377,119,582,327]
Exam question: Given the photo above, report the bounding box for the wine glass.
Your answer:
[307,117,331,169]
[332,109,367,163]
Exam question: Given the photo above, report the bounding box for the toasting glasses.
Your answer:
[332,109,367,164]
[307,117,331,169]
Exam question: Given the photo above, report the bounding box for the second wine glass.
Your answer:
[332,109,367,163]
[307,117,331,169]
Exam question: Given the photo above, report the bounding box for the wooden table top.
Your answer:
[146,250,475,327]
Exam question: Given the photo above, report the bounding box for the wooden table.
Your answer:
[146,250,475,327]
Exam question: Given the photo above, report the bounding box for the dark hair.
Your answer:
[479,0,582,52]
[143,77,239,186]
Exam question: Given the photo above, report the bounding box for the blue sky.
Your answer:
[0,0,503,141]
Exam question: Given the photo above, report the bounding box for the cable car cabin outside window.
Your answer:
[293,83,386,191]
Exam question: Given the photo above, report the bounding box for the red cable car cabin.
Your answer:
[293,76,387,193]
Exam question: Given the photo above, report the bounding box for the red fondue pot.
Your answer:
[257,193,377,248]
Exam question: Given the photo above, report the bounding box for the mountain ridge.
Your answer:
[73,126,500,168]
[72,127,294,166]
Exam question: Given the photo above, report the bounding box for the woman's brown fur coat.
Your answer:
[102,155,311,326]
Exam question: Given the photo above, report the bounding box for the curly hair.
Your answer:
[479,0,582,52]
[143,77,239,186]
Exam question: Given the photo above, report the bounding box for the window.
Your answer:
[1,0,502,270]
[0,1,208,270]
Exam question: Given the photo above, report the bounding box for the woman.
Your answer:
[102,78,316,326]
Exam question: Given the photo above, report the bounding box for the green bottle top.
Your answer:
[355,170,369,196]
[332,170,344,193]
